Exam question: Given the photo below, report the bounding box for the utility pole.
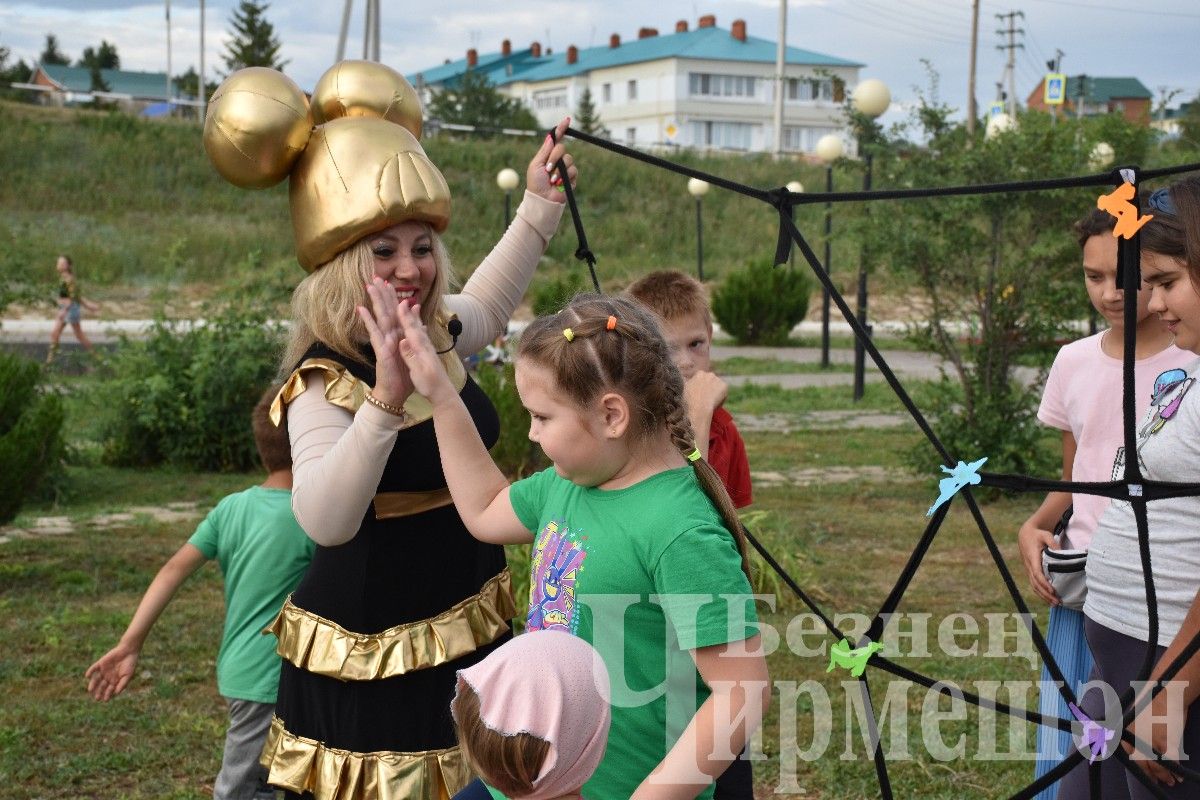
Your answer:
[773,0,787,159]
[967,0,980,136]
[199,0,206,122]
[995,10,1024,119]
[337,0,381,63]
[165,0,173,106]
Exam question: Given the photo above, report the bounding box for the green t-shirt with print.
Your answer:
[504,466,757,800]
[188,486,314,703]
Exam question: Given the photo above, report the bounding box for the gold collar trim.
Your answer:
[268,569,515,681]
[261,716,472,800]
[270,353,467,429]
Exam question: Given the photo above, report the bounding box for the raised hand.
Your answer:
[527,117,578,203]
[85,645,139,701]
[396,302,457,407]
[357,276,415,408]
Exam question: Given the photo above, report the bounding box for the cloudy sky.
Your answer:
[2,0,1197,126]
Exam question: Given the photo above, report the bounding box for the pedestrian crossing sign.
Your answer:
[1044,73,1066,105]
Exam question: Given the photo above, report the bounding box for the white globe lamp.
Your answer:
[852,79,891,119]
[815,133,844,164]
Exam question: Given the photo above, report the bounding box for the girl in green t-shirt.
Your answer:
[363,290,769,800]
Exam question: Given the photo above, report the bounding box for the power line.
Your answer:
[1028,0,1200,17]
[808,4,973,48]
[857,0,976,40]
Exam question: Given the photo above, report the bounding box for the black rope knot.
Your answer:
[768,186,799,266]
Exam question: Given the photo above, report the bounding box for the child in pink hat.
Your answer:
[451,630,611,800]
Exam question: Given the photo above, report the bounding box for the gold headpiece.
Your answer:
[203,60,450,272]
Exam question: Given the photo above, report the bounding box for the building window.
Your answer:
[688,72,757,99]
[627,80,637,101]
[782,125,840,153]
[602,83,611,103]
[689,120,754,150]
[626,127,636,144]
[785,78,833,102]
[532,89,568,111]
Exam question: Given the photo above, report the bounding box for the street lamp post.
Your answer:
[496,167,519,232]
[851,79,890,401]
[815,133,844,368]
[687,178,710,281]
[785,180,804,269]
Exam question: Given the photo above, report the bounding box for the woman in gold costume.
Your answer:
[203,61,576,800]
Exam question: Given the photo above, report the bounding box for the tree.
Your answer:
[0,46,32,99]
[426,70,538,133]
[173,67,218,101]
[221,1,288,74]
[848,94,1153,477]
[574,87,603,135]
[1178,93,1200,151]
[77,40,120,70]
[39,34,69,66]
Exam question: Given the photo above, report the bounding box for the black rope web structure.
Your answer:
[545,125,1200,799]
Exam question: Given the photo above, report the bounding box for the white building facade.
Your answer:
[411,16,863,156]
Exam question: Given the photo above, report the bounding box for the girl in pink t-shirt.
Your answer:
[1018,208,1185,798]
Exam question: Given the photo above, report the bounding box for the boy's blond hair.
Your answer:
[625,270,712,328]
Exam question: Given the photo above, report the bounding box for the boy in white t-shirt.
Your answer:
[1018,208,1187,797]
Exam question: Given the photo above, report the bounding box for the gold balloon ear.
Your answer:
[204,67,312,189]
[310,60,423,138]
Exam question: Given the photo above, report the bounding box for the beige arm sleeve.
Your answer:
[445,190,564,354]
[288,380,405,546]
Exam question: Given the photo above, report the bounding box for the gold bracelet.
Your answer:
[365,392,406,417]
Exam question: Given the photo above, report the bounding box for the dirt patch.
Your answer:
[1,501,203,544]
[736,411,907,433]
[754,465,897,488]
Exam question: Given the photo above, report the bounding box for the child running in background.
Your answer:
[1016,208,1185,797]
[626,270,752,509]
[46,254,100,364]
[373,290,769,800]
[1057,175,1200,797]
[451,630,611,800]
[85,385,315,800]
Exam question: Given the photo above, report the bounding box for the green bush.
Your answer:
[905,376,1058,485]
[712,259,812,345]
[530,270,586,317]
[0,353,65,523]
[91,305,284,471]
[474,361,547,480]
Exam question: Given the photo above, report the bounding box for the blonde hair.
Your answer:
[517,293,750,580]
[452,682,551,797]
[625,269,712,327]
[280,225,457,372]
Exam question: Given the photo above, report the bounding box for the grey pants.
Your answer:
[1056,619,1200,800]
[215,698,277,800]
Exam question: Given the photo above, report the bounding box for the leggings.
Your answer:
[1055,618,1200,800]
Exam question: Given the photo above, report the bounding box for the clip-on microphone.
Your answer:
[435,318,463,355]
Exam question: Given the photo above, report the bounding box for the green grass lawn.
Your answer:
[2,374,1059,799]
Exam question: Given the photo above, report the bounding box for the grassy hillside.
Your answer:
[0,101,858,310]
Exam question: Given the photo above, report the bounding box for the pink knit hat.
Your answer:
[454,630,611,799]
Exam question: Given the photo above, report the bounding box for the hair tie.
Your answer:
[686,448,702,462]
[563,328,575,342]
[606,315,618,331]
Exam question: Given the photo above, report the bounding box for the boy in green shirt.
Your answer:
[86,386,314,800]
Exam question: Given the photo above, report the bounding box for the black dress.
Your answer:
[263,344,515,800]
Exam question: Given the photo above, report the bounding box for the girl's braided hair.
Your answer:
[517,293,751,580]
